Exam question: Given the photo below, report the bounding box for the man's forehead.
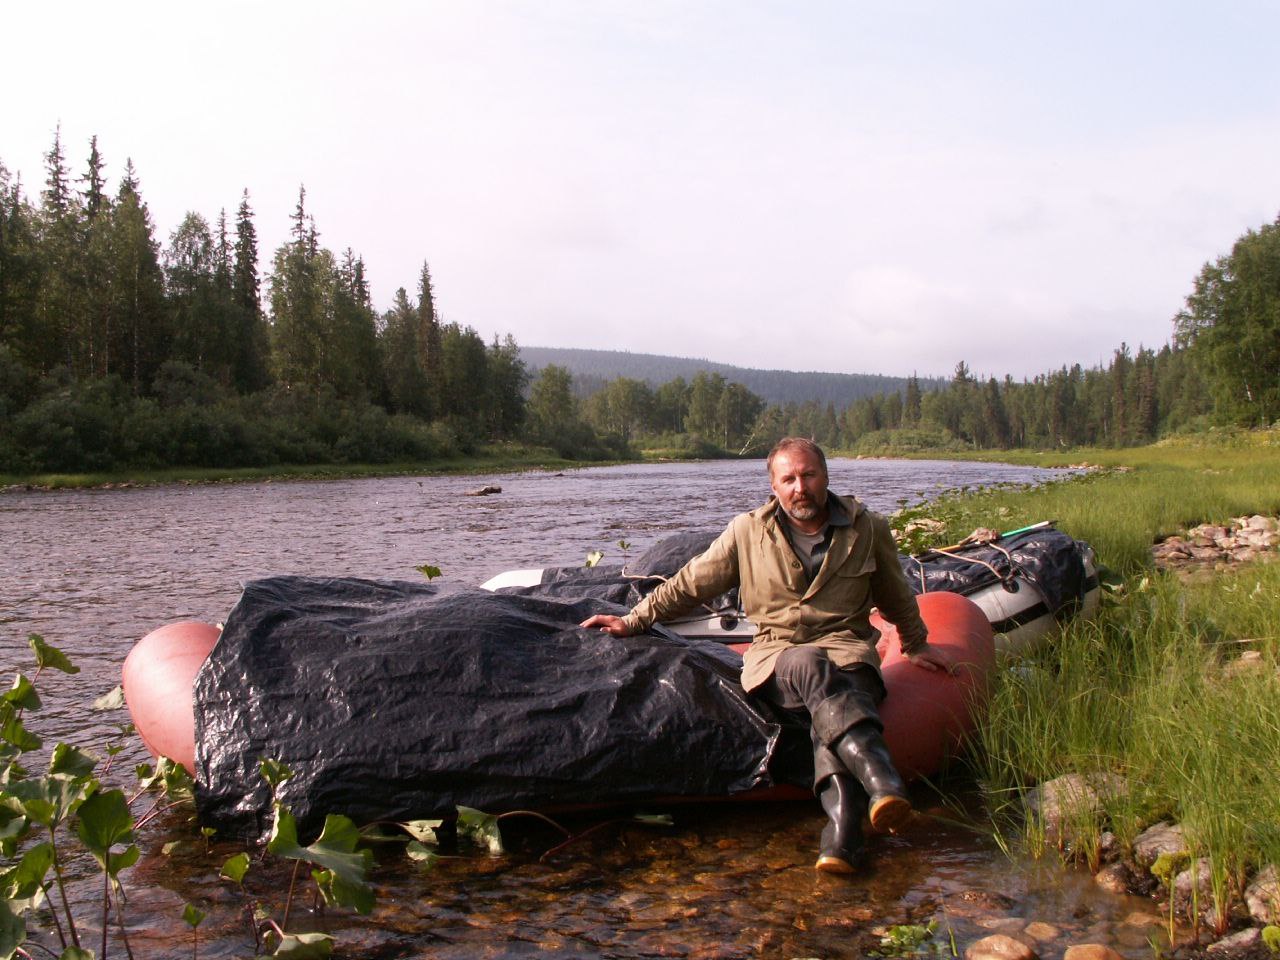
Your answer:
[769,450,826,477]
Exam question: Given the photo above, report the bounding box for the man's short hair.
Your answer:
[766,437,828,475]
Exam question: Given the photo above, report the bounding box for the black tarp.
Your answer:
[193,576,794,841]
[898,527,1092,617]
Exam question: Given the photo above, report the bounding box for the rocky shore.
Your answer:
[977,774,1280,960]
[1152,515,1280,577]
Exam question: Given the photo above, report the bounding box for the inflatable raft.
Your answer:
[124,582,995,840]
[482,521,1099,656]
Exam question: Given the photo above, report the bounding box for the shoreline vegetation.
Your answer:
[885,430,1280,957]
[3,432,1278,957]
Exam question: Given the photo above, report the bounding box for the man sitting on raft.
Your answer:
[581,437,956,873]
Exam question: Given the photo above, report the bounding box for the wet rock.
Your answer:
[1025,773,1124,843]
[1206,926,1261,954]
[1245,863,1280,923]
[1174,858,1231,928]
[976,917,1028,936]
[965,933,1039,960]
[464,485,502,496]
[1120,910,1164,928]
[945,889,1018,917]
[1093,862,1135,895]
[1023,921,1061,941]
[1133,821,1186,869]
[1063,946,1124,960]
[1099,830,1120,859]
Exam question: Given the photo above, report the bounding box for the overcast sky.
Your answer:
[7,1,1279,379]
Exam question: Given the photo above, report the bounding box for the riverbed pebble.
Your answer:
[1132,820,1187,869]
[1244,864,1280,923]
[1206,926,1262,954]
[965,933,1040,960]
[1023,921,1062,941]
[1025,773,1124,845]
[1093,862,1133,894]
[1062,945,1125,960]
[1174,858,1232,929]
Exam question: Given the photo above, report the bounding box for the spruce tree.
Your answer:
[232,190,270,391]
[416,262,442,418]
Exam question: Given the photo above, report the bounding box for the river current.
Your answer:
[0,459,1174,959]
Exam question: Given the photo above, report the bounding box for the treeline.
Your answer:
[2,130,1277,475]
[563,346,1200,455]
[567,212,1280,453]
[518,346,934,407]
[0,132,608,474]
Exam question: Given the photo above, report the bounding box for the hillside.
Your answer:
[519,346,938,408]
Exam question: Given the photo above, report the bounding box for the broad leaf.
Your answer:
[1,715,40,753]
[58,948,95,959]
[138,758,194,802]
[92,686,125,711]
[457,806,504,855]
[3,675,40,712]
[75,788,136,874]
[0,841,54,900]
[312,866,374,915]
[267,807,374,913]
[220,852,251,884]
[259,758,293,790]
[49,744,98,779]
[272,930,334,957]
[414,564,442,580]
[7,774,94,828]
[397,819,444,843]
[0,898,26,960]
[0,806,29,858]
[405,841,440,868]
[182,903,206,927]
[28,635,78,675]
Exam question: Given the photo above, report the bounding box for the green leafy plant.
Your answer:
[871,919,945,957]
[1261,924,1280,955]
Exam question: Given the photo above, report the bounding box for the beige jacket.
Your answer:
[622,495,928,692]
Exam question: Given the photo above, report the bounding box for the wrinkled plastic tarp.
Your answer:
[518,531,738,612]
[193,576,791,841]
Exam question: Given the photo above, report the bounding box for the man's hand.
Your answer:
[905,642,959,675]
[580,614,635,637]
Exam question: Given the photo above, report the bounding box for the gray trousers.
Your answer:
[756,645,886,788]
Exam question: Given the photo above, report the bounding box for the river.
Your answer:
[1,459,1175,959]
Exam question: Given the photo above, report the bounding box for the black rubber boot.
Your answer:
[815,773,867,873]
[834,721,912,834]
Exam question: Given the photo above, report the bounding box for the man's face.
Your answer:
[769,447,829,526]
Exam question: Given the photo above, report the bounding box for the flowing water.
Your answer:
[0,459,1175,959]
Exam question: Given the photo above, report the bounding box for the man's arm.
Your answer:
[867,513,958,674]
[581,522,741,635]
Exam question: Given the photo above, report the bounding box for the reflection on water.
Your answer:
[3,459,1174,958]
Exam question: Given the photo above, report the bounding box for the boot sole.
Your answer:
[868,794,912,834]
[815,854,858,874]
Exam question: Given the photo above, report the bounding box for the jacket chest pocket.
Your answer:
[826,553,876,612]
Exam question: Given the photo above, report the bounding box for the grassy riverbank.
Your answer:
[904,432,1280,931]
[0,443,618,490]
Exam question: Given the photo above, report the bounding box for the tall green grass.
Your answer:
[899,437,1280,575]
[945,436,1280,928]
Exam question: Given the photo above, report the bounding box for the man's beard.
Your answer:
[786,498,821,521]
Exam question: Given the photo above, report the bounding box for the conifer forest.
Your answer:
[2,132,1277,475]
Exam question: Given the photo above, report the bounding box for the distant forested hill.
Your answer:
[519,346,939,407]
